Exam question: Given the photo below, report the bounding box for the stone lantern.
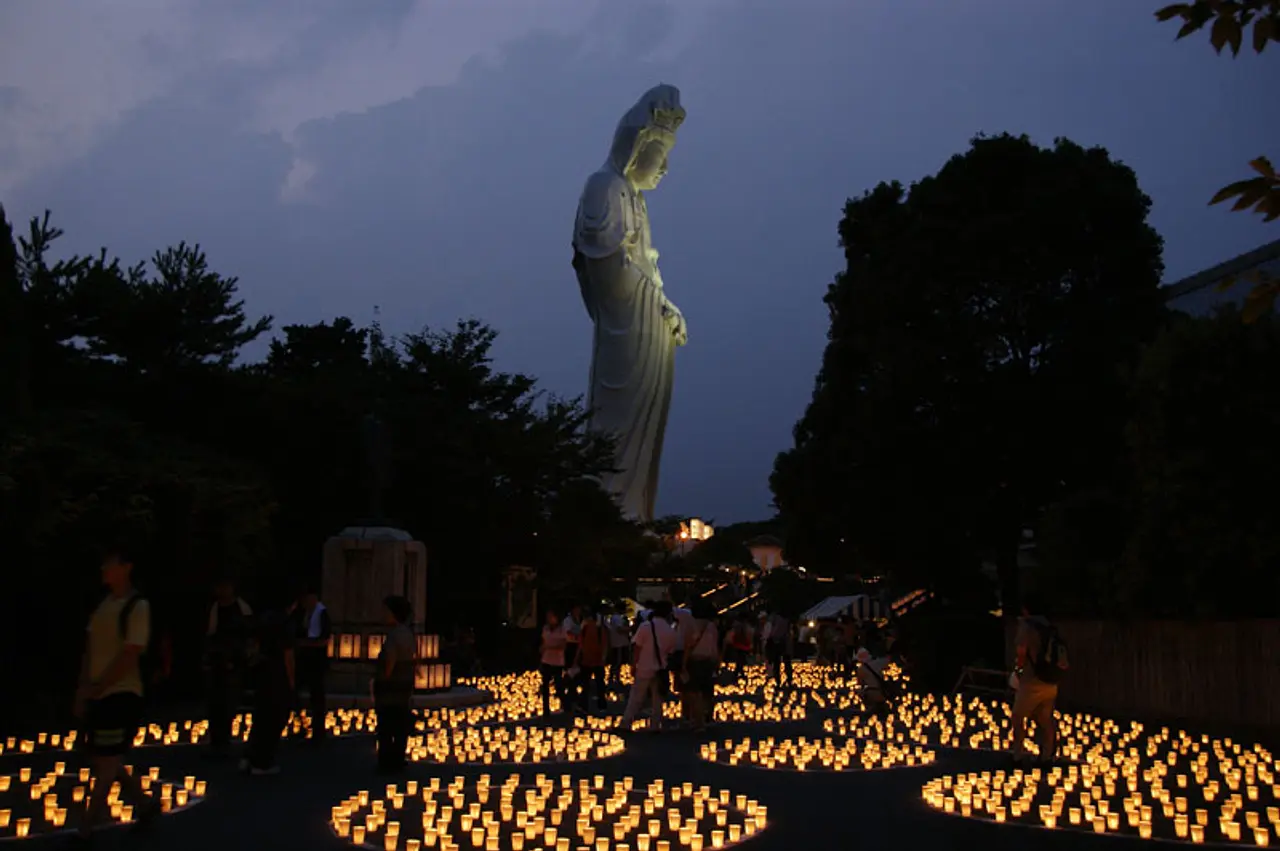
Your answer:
[320,525,452,697]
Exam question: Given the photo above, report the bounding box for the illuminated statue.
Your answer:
[572,84,688,523]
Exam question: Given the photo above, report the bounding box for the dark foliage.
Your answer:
[772,133,1166,612]
[0,207,649,727]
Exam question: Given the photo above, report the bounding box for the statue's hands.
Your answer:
[663,302,688,347]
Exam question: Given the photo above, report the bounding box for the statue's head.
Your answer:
[608,84,685,191]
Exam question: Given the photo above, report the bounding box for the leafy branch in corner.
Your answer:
[1156,1,1280,317]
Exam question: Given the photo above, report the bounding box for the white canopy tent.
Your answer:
[802,596,857,621]
[801,594,883,623]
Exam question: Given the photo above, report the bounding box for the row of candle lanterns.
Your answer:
[329,773,766,851]
[0,763,206,841]
[701,735,935,772]
[330,633,442,662]
[405,728,624,766]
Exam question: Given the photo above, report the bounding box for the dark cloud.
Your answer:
[7,0,1280,521]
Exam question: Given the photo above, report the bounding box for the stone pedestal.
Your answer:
[320,526,451,694]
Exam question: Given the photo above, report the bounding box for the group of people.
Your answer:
[202,578,421,776]
[70,549,422,844]
[539,597,725,732]
[202,579,332,772]
[538,597,907,732]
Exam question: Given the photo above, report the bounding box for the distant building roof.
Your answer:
[1162,237,1280,311]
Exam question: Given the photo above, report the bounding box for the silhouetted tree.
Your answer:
[772,134,1165,613]
[0,210,645,724]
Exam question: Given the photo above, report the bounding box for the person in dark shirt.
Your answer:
[243,610,295,775]
[204,578,252,758]
[373,595,416,774]
[288,585,331,743]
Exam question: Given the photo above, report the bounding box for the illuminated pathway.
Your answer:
[0,664,1274,849]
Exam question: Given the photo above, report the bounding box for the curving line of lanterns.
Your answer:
[0,663,868,764]
[823,692,1147,762]
[0,763,206,842]
[700,735,935,773]
[329,774,767,851]
[405,727,625,766]
[921,731,1280,846]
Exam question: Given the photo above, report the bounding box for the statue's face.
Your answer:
[628,139,669,190]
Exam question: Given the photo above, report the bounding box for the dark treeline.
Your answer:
[772,133,1280,619]
[0,207,654,727]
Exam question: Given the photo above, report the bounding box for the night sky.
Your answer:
[2,0,1277,523]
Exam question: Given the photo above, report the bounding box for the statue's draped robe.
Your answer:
[572,86,682,523]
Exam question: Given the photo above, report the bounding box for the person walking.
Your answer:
[72,546,159,844]
[722,615,753,677]
[1010,594,1069,767]
[242,608,294,776]
[373,595,416,774]
[204,578,252,759]
[854,646,892,718]
[575,610,607,713]
[621,602,677,732]
[681,601,720,732]
[605,605,631,694]
[539,609,568,715]
[764,612,791,685]
[289,586,331,744]
[669,597,694,724]
[561,604,584,712]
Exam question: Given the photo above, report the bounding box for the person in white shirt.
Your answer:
[621,602,677,731]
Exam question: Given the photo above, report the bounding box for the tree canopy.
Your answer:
[0,206,649,722]
[771,134,1166,610]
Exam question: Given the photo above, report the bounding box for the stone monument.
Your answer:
[319,411,453,698]
[572,83,688,523]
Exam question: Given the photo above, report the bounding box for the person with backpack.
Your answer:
[621,603,677,731]
[72,546,160,844]
[204,578,253,759]
[1011,593,1069,767]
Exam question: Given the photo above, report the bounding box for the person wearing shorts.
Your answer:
[73,547,159,844]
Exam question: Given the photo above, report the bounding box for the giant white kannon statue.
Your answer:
[572,84,688,523]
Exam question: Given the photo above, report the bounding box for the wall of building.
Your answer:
[1163,239,1280,317]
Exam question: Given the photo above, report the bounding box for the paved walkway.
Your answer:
[8,714,1157,851]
